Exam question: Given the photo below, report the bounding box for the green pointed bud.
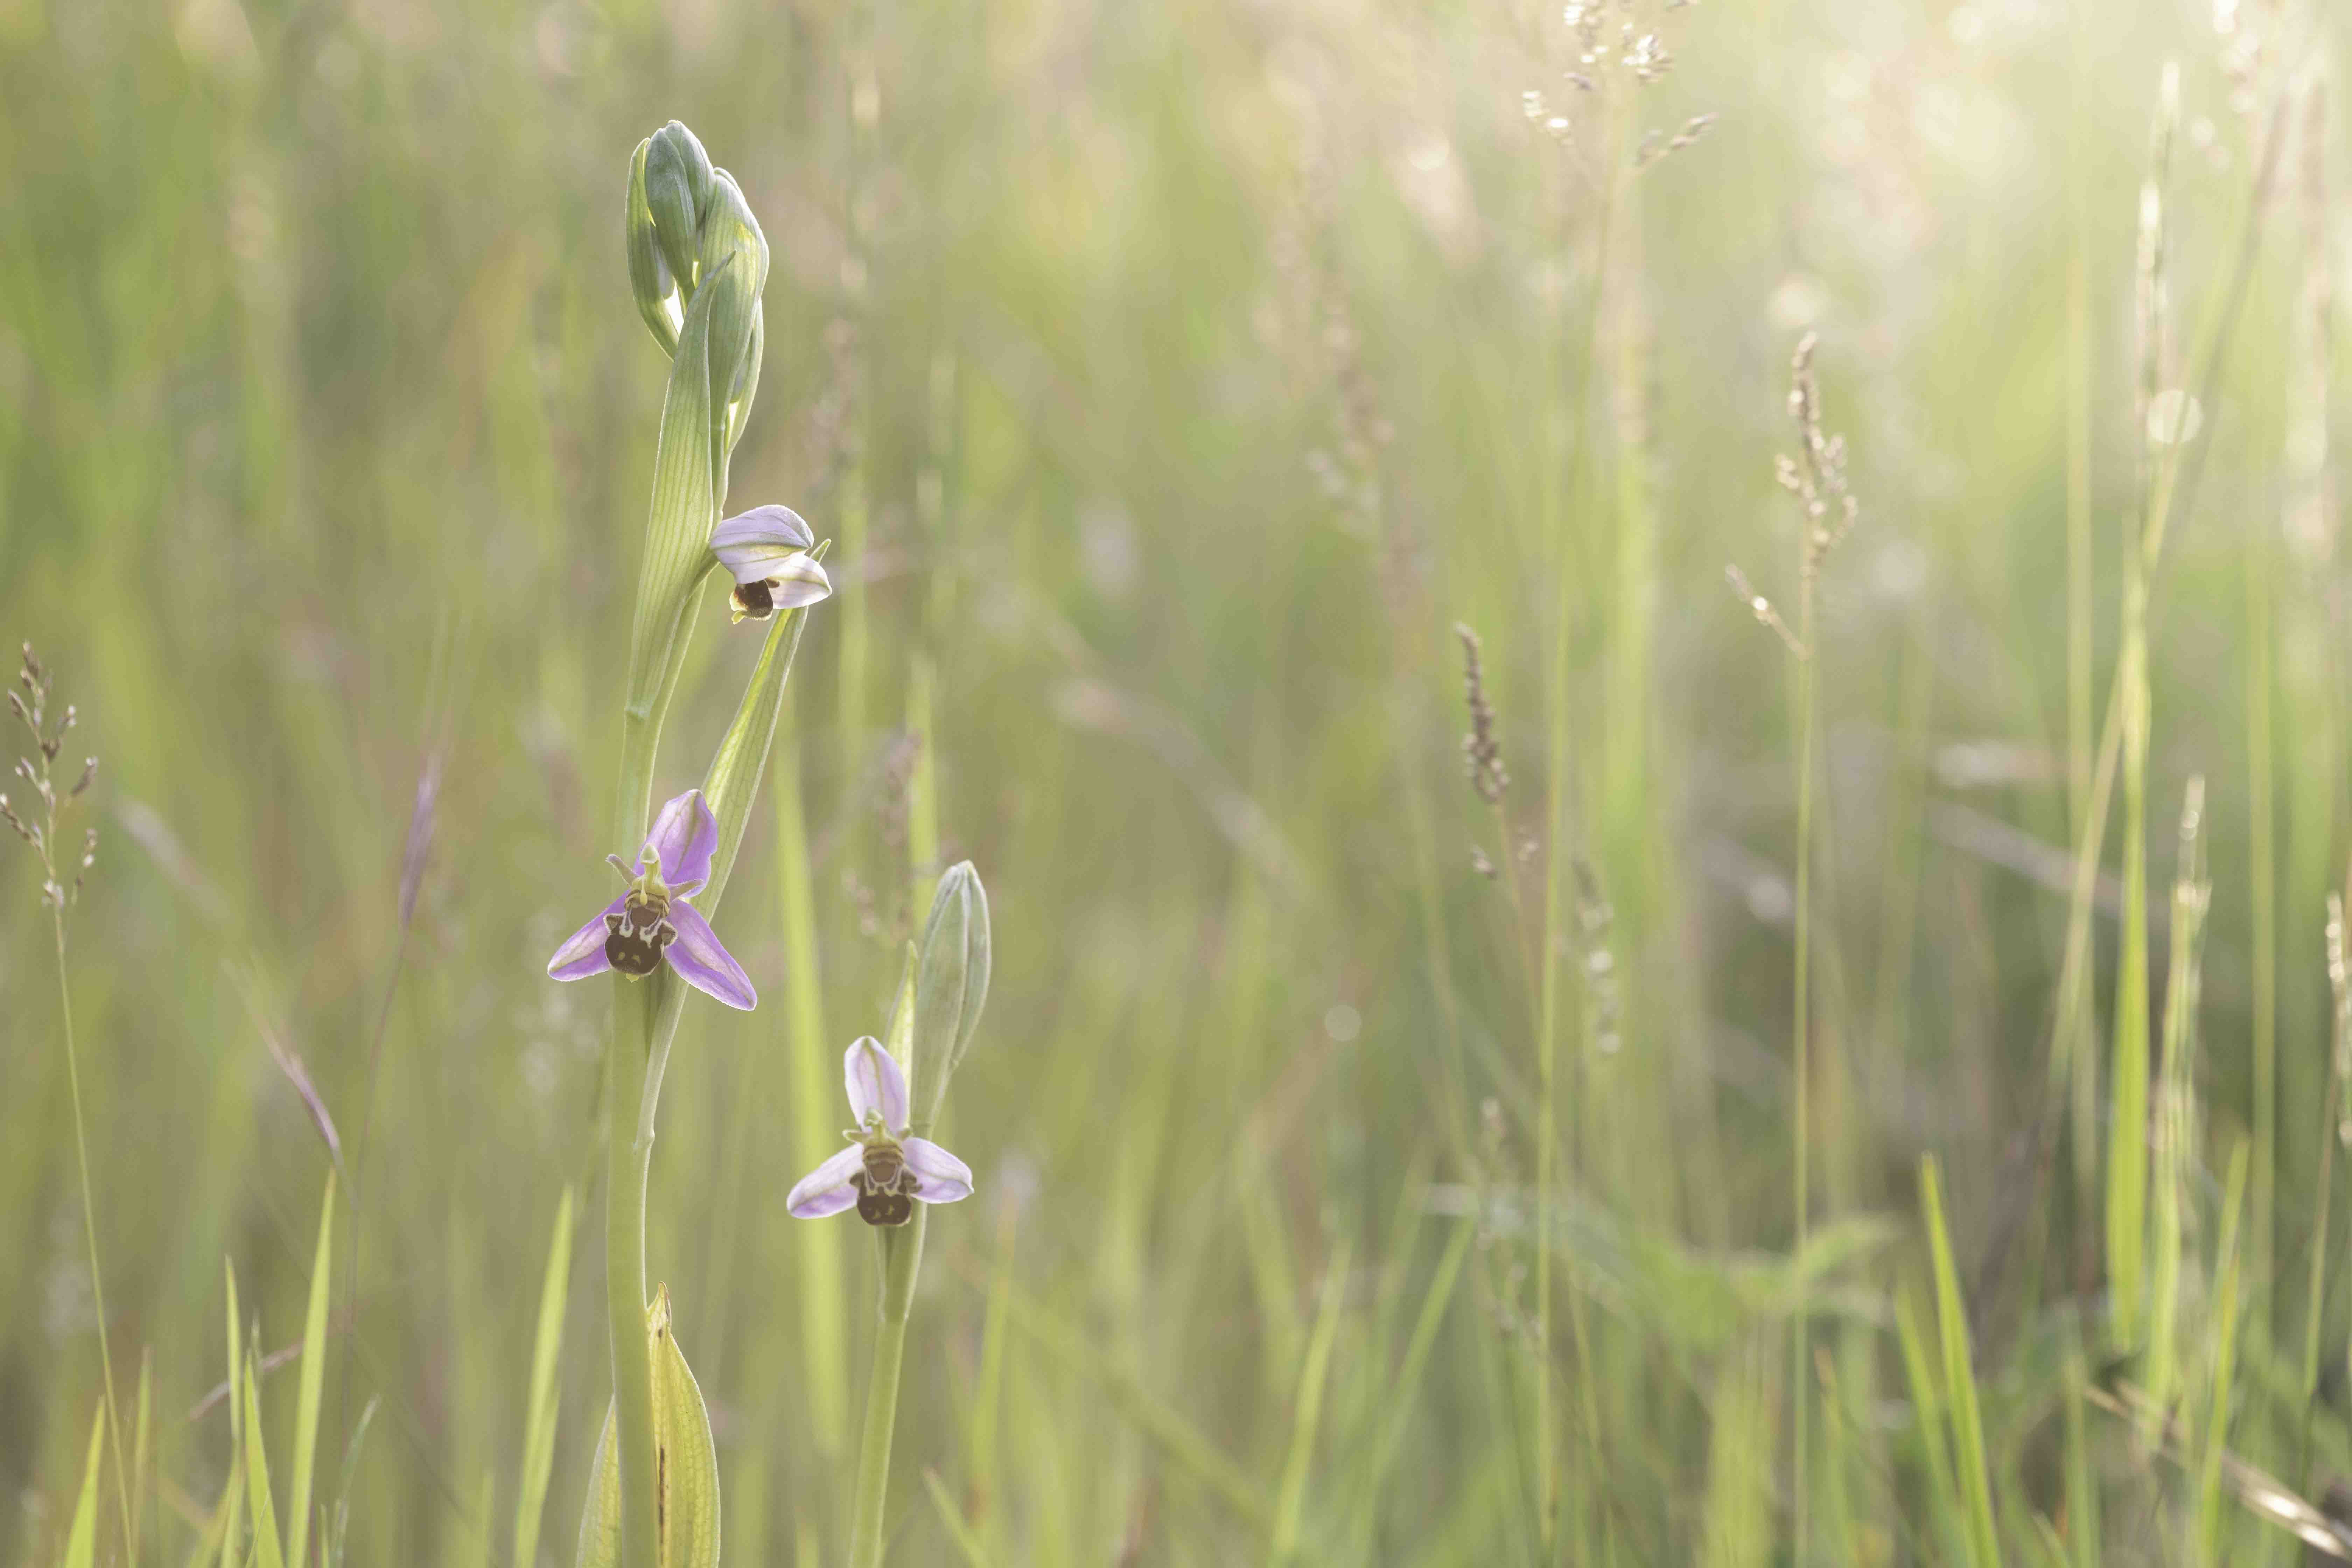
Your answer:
[626,136,681,356]
[695,169,768,467]
[909,862,991,1133]
[643,120,715,303]
[577,1285,720,1568]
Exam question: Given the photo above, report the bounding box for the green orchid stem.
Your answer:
[850,1209,929,1567]
[606,979,663,1568]
[602,576,714,1568]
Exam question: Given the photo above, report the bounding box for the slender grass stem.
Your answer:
[850,1211,928,1568]
[1789,573,1816,1564]
[53,907,135,1556]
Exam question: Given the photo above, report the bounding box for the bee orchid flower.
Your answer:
[788,1037,973,1226]
[711,504,832,624]
[546,788,756,1010]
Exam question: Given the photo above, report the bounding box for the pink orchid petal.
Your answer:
[665,899,755,1010]
[902,1137,973,1204]
[787,1143,865,1218]
[640,789,719,890]
[548,895,628,980]
[844,1037,910,1131]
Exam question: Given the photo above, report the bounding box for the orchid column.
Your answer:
[548,121,831,1568]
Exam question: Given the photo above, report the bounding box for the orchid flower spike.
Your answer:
[787,1037,973,1226]
[711,504,831,624]
[546,789,756,1010]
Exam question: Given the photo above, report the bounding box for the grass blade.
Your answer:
[1271,1236,1352,1562]
[222,1260,245,1568]
[288,1168,337,1568]
[2196,1141,2250,1567]
[61,1404,105,1568]
[513,1183,575,1568]
[1922,1156,2000,1566]
[244,1349,288,1568]
[1893,1287,1967,1564]
[132,1346,152,1559]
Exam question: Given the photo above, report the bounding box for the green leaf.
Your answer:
[648,1284,721,1568]
[623,258,730,729]
[575,1402,620,1568]
[243,1352,287,1568]
[573,1288,720,1568]
[514,1184,575,1568]
[287,1168,336,1568]
[60,1404,104,1568]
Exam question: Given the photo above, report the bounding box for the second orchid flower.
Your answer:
[713,504,831,625]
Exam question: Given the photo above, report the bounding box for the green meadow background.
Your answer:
[5,0,2350,1561]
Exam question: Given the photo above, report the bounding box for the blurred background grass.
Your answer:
[4,0,2348,1562]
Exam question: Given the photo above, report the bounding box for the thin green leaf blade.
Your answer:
[61,1404,104,1568]
[514,1183,575,1568]
[1922,1156,2000,1567]
[243,1354,287,1568]
[288,1168,336,1568]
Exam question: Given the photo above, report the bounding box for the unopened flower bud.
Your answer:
[642,120,715,304]
[908,862,991,1132]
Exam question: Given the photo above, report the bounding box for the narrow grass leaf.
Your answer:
[60,1405,104,1568]
[243,1354,287,1568]
[222,1260,245,1568]
[1922,1157,2000,1566]
[1894,1282,1967,1564]
[2196,1141,2249,1567]
[288,1167,336,1568]
[1272,1235,1352,1561]
[513,1183,575,1568]
[132,1346,152,1558]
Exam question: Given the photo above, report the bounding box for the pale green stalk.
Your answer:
[1534,71,1629,1556]
[2062,0,2098,1223]
[2195,1143,2249,1568]
[849,1213,927,1568]
[1789,569,1816,1560]
[2248,485,2277,1365]
[52,906,134,1556]
[604,976,664,1568]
